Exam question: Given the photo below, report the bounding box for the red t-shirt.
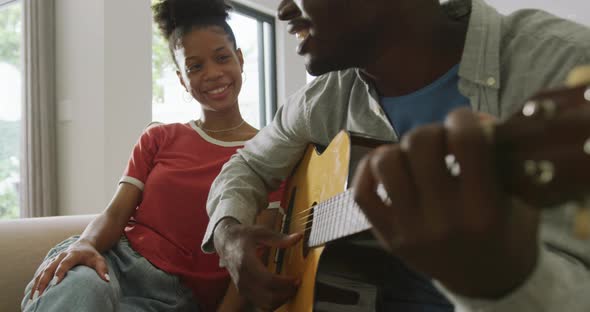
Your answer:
[121,121,282,311]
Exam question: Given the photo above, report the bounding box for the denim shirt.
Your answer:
[204,0,590,311]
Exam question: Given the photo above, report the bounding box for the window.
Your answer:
[0,0,22,219]
[151,1,277,128]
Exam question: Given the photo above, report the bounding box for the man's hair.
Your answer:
[152,0,238,68]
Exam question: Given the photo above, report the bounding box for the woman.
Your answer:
[22,0,280,311]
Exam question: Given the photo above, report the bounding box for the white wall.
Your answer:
[55,0,306,215]
[56,0,106,215]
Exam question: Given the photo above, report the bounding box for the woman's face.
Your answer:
[175,27,244,113]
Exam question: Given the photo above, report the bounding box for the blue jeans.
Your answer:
[22,236,199,312]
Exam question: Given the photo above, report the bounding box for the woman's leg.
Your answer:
[22,236,121,312]
[113,238,199,312]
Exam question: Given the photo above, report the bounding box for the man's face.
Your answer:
[278,0,380,76]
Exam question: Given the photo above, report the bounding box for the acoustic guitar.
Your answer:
[267,66,590,311]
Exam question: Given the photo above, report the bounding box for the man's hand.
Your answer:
[352,108,540,298]
[213,218,302,311]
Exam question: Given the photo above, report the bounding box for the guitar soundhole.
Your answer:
[302,204,315,258]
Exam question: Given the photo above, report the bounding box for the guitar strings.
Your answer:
[302,193,355,230]
[295,194,346,229]
[286,191,362,238]
[292,189,353,217]
[290,192,364,239]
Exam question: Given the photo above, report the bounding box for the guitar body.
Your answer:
[267,131,345,311]
[269,131,387,311]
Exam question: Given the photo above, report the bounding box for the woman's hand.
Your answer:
[29,238,110,299]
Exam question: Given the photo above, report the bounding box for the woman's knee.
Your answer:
[23,266,118,312]
[59,265,117,296]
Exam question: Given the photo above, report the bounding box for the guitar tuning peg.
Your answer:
[573,198,590,240]
[522,99,557,119]
[444,154,461,177]
[524,160,555,185]
[565,65,590,104]
[566,65,590,87]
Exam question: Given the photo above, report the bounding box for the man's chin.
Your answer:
[305,57,352,77]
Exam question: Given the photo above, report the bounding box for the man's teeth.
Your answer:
[296,29,310,41]
[208,85,228,94]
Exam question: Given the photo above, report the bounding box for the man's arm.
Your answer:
[436,242,590,312]
[201,88,314,310]
[202,90,313,253]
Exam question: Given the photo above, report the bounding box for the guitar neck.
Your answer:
[307,189,371,248]
[306,78,590,248]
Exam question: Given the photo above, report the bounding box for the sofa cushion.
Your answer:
[0,215,94,312]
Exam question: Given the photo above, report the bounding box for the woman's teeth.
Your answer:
[208,85,228,94]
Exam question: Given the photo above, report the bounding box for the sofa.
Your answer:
[0,215,95,312]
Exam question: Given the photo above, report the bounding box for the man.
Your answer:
[203,0,590,310]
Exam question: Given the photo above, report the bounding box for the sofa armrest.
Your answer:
[0,215,95,312]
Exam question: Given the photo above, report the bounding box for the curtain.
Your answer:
[20,0,57,217]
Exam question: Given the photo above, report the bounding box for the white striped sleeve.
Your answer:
[119,176,145,191]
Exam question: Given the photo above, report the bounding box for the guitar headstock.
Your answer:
[492,66,590,209]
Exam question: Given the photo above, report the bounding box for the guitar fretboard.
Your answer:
[307,189,371,247]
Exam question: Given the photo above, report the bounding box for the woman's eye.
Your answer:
[217,55,230,62]
[186,64,202,73]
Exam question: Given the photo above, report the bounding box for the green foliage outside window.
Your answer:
[152,0,175,105]
[0,4,20,67]
[0,3,21,219]
[0,118,20,221]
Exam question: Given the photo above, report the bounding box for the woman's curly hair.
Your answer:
[152,0,237,67]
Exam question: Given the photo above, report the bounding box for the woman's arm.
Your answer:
[79,183,142,252]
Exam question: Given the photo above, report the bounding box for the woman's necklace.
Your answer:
[196,119,245,133]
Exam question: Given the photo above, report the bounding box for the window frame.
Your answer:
[0,0,18,6]
[229,1,278,126]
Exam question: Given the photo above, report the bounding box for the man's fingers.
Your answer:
[352,153,398,251]
[239,254,298,310]
[369,144,421,232]
[446,108,503,230]
[257,273,299,310]
[256,228,303,249]
[353,154,391,226]
[267,285,299,310]
[267,271,300,290]
[400,125,456,239]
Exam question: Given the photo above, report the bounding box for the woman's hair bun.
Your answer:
[153,0,232,39]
